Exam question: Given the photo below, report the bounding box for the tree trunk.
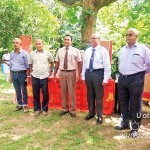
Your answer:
[55,0,117,45]
[81,0,117,46]
[81,0,99,46]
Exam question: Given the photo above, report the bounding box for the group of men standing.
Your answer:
[9,28,150,138]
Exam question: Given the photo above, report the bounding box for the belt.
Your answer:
[12,70,26,74]
[61,70,76,72]
[87,68,104,72]
[119,71,145,78]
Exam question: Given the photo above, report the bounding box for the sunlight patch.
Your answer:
[1,89,15,94]
[11,135,22,140]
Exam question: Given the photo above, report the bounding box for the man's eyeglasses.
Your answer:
[90,37,99,40]
[126,33,134,37]
[13,42,19,44]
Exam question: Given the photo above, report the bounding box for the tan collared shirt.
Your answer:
[29,50,54,79]
[55,46,82,70]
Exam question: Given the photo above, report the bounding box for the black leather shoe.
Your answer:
[97,117,103,125]
[130,130,138,138]
[59,110,69,116]
[85,115,94,120]
[114,125,130,130]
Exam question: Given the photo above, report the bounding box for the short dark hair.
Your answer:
[64,34,72,41]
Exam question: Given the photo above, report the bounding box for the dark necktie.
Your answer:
[64,48,68,70]
[89,49,95,72]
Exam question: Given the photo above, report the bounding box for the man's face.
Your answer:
[4,51,8,54]
[64,36,72,48]
[35,40,43,51]
[13,39,21,50]
[126,30,137,45]
[90,34,100,48]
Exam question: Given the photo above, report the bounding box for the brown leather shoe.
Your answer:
[43,111,48,116]
[70,112,76,118]
[34,110,42,116]
[23,106,29,113]
[14,106,23,111]
[59,110,69,116]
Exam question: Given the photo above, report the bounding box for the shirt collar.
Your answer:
[91,44,100,51]
[65,46,72,50]
[13,48,23,53]
[35,49,44,53]
[125,42,138,48]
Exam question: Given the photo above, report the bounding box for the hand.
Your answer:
[26,77,30,84]
[76,74,79,82]
[53,74,57,82]
[82,80,85,84]
[102,82,108,86]
[49,71,53,77]
[9,78,12,83]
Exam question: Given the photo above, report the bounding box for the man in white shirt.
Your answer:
[29,39,54,116]
[2,49,10,82]
[82,33,111,125]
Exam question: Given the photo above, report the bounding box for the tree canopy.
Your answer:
[0,0,59,50]
[55,0,117,45]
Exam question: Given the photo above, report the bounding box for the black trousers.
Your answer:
[32,76,49,112]
[118,72,145,131]
[85,69,104,118]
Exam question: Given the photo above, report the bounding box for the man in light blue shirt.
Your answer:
[82,33,111,125]
[115,28,150,138]
[10,38,30,113]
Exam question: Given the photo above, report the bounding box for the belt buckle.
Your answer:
[14,71,19,74]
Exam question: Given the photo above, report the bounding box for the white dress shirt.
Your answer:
[82,44,111,83]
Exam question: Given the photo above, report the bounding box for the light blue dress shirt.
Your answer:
[119,42,150,75]
[82,44,111,83]
[10,49,29,71]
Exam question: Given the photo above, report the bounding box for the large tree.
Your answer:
[55,0,117,45]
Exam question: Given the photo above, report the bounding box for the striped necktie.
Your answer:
[64,48,68,70]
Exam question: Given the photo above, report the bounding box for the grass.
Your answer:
[0,69,150,150]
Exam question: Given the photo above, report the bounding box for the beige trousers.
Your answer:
[59,70,76,113]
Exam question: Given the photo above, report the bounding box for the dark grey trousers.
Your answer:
[85,69,104,118]
[118,72,145,131]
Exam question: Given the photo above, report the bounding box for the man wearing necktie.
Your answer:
[54,34,82,117]
[82,33,111,125]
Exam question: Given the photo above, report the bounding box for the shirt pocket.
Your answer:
[42,55,49,64]
[71,54,77,61]
[132,54,144,64]
[94,53,103,65]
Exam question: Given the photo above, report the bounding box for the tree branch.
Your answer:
[55,0,82,6]
[92,0,118,10]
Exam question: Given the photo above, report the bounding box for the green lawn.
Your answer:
[0,69,150,150]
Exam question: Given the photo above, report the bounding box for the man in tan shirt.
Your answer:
[29,39,54,116]
[54,34,82,117]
